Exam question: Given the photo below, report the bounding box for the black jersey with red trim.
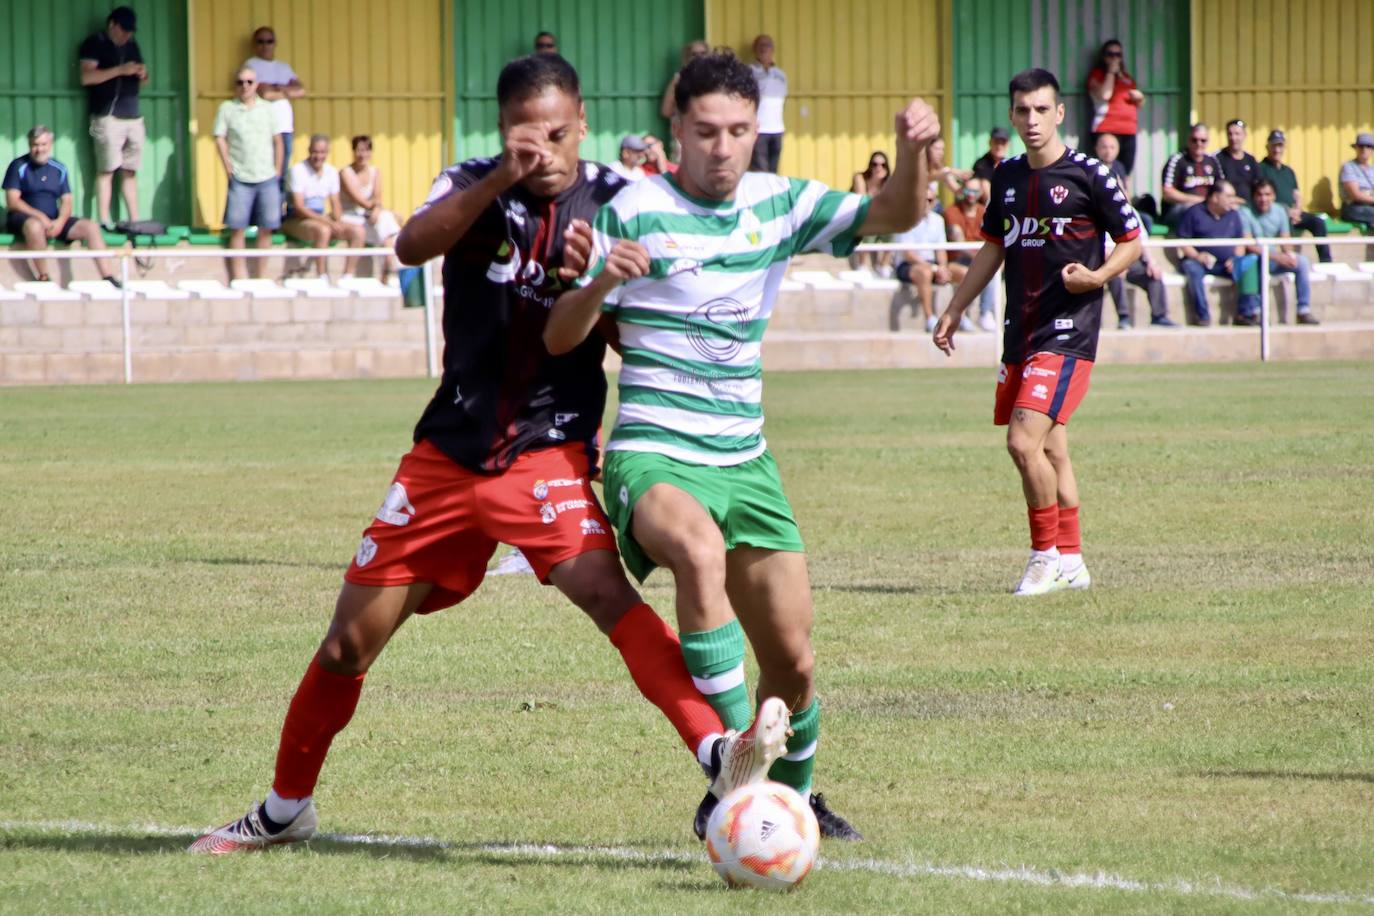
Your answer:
[411,157,628,474]
[980,148,1142,363]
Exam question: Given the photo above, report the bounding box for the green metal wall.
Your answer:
[0,1,189,226]
[453,0,704,167]
[952,0,1189,199]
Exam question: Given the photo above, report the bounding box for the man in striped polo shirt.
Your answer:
[547,52,940,840]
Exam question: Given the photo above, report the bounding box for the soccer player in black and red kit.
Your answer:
[933,68,1142,596]
[190,54,787,854]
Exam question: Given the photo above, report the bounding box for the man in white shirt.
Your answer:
[893,184,959,332]
[283,135,365,279]
[245,26,306,193]
[748,34,787,173]
[607,135,647,182]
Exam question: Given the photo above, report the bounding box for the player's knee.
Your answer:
[560,568,639,634]
[670,535,726,588]
[1006,433,1038,466]
[317,629,372,674]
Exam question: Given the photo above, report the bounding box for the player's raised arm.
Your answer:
[857,98,941,237]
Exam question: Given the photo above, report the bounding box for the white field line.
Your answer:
[3,818,1373,908]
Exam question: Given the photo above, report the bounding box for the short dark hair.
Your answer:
[534,30,555,43]
[496,54,580,108]
[674,52,758,114]
[352,135,372,150]
[1008,68,1060,103]
[1253,178,1276,195]
[1205,180,1232,199]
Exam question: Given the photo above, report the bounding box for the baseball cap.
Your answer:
[1354,132,1374,149]
[990,127,1010,142]
[620,134,647,151]
[109,6,137,31]
[1266,129,1285,145]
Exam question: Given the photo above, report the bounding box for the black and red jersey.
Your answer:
[411,157,628,474]
[980,148,1141,363]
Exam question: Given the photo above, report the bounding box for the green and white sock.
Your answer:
[768,697,819,796]
[680,619,751,732]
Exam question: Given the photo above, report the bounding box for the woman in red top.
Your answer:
[1086,39,1145,175]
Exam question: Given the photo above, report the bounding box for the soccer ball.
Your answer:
[704,781,820,891]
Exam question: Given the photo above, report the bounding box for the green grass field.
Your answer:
[3,361,1373,913]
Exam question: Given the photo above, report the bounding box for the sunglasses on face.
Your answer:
[1104,51,1122,58]
[871,161,888,168]
[256,37,275,44]
[536,42,555,49]
[236,79,255,86]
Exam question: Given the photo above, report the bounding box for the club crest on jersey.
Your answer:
[1050,185,1069,206]
[355,535,378,568]
[737,210,764,247]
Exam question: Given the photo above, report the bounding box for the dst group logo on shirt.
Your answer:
[1003,215,1075,248]
[486,239,561,306]
[686,298,751,362]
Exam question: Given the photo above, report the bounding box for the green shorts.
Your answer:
[602,448,805,583]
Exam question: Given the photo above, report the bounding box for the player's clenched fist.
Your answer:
[894,99,941,152]
[601,240,651,282]
[1061,262,1103,294]
[559,219,595,280]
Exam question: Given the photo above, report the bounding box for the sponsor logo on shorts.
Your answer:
[533,477,585,500]
[1054,318,1074,330]
[1024,365,1057,379]
[355,535,378,568]
[619,486,629,505]
[540,503,557,524]
[1031,383,1049,400]
[375,482,416,526]
[539,498,595,524]
[580,518,606,536]
[1050,185,1068,206]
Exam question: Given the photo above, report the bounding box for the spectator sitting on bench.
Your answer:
[339,134,402,280]
[284,134,365,280]
[1339,131,1374,227]
[1258,129,1331,263]
[1160,123,1221,227]
[942,178,997,329]
[3,124,119,287]
[1243,178,1319,325]
[1176,180,1260,326]
[893,183,965,333]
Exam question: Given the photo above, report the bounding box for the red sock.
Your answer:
[1028,504,1059,551]
[1058,505,1081,554]
[609,603,723,751]
[272,654,366,799]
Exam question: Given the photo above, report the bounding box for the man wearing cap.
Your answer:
[608,135,647,182]
[1216,119,1259,204]
[1338,132,1374,226]
[1258,129,1331,263]
[972,127,1010,183]
[78,6,147,230]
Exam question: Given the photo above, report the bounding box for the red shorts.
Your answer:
[994,352,1094,426]
[344,439,618,613]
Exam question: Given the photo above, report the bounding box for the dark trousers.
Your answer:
[751,133,783,173]
[1291,211,1331,262]
[1091,131,1137,175]
[1107,258,1168,322]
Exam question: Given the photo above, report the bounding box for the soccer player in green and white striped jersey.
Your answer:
[547,52,940,841]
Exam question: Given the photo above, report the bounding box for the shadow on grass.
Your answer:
[1196,769,1374,784]
[189,556,343,572]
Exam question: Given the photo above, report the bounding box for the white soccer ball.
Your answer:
[704,781,820,891]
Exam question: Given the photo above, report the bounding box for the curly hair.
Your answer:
[673,52,758,114]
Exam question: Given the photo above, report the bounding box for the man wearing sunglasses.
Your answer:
[245,26,306,191]
[1160,123,1222,227]
[533,31,558,55]
[212,68,284,279]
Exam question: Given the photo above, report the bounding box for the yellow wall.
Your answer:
[190,0,447,229]
[705,0,950,191]
[1192,0,1374,214]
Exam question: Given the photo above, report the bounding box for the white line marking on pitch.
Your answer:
[3,818,1372,907]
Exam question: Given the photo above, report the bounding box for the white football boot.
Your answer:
[1013,552,1063,596]
[1056,557,1092,590]
[709,696,791,800]
[188,801,317,854]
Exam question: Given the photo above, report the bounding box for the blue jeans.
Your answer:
[224,176,283,230]
[1180,255,1259,322]
[1268,254,1311,313]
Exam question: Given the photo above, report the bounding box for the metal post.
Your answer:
[422,258,439,378]
[120,253,133,383]
[1259,241,1270,362]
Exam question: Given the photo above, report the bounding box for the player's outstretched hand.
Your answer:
[932,309,960,355]
[496,122,554,185]
[559,219,595,281]
[1062,262,1103,294]
[601,240,651,283]
[894,98,942,153]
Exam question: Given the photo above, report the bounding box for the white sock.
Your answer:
[263,789,310,824]
[697,733,723,770]
[1031,547,1060,562]
[1059,552,1084,573]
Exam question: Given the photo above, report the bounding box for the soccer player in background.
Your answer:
[190,54,788,855]
[933,68,1142,595]
[545,52,940,840]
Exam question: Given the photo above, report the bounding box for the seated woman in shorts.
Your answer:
[339,135,402,280]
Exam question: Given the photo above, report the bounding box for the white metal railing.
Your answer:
[855,235,1374,362]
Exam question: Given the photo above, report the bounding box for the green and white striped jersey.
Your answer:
[582,172,870,466]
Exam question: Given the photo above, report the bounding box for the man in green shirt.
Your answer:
[1243,178,1318,324]
[212,67,284,279]
[1256,129,1330,263]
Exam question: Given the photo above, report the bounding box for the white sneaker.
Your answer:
[188,801,317,854]
[924,315,938,333]
[708,696,791,800]
[1057,561,1092,590]
[959,316,976,332]
[489,547,534,576]
[979,311,997,332]
[1013,552,1062,596]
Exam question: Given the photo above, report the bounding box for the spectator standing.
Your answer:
[1257,129,1330,263]
[1086,39,1144,175]
[1160,124,1222,227]
[942,178,998,329]
[78,6,147,229]
[339,135,403,278]
[1243,178,1318,325]
[607,135,647,182]
[212,67,283,280]
[1175,181,1260,326]
[284,135,366,280]
[748,34,787,173]
[893,184,958,332]
[1339,132,1374,226]
[1217,119,1259,203]
[3,125,119,286]
[245,26,305,192]
[533,31,558,55]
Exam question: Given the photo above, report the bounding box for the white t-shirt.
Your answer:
[244,56,299,134]
[893,211,947,265]
[287,161,340,214]
[750,63,788,135]
[608,161,646,182]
